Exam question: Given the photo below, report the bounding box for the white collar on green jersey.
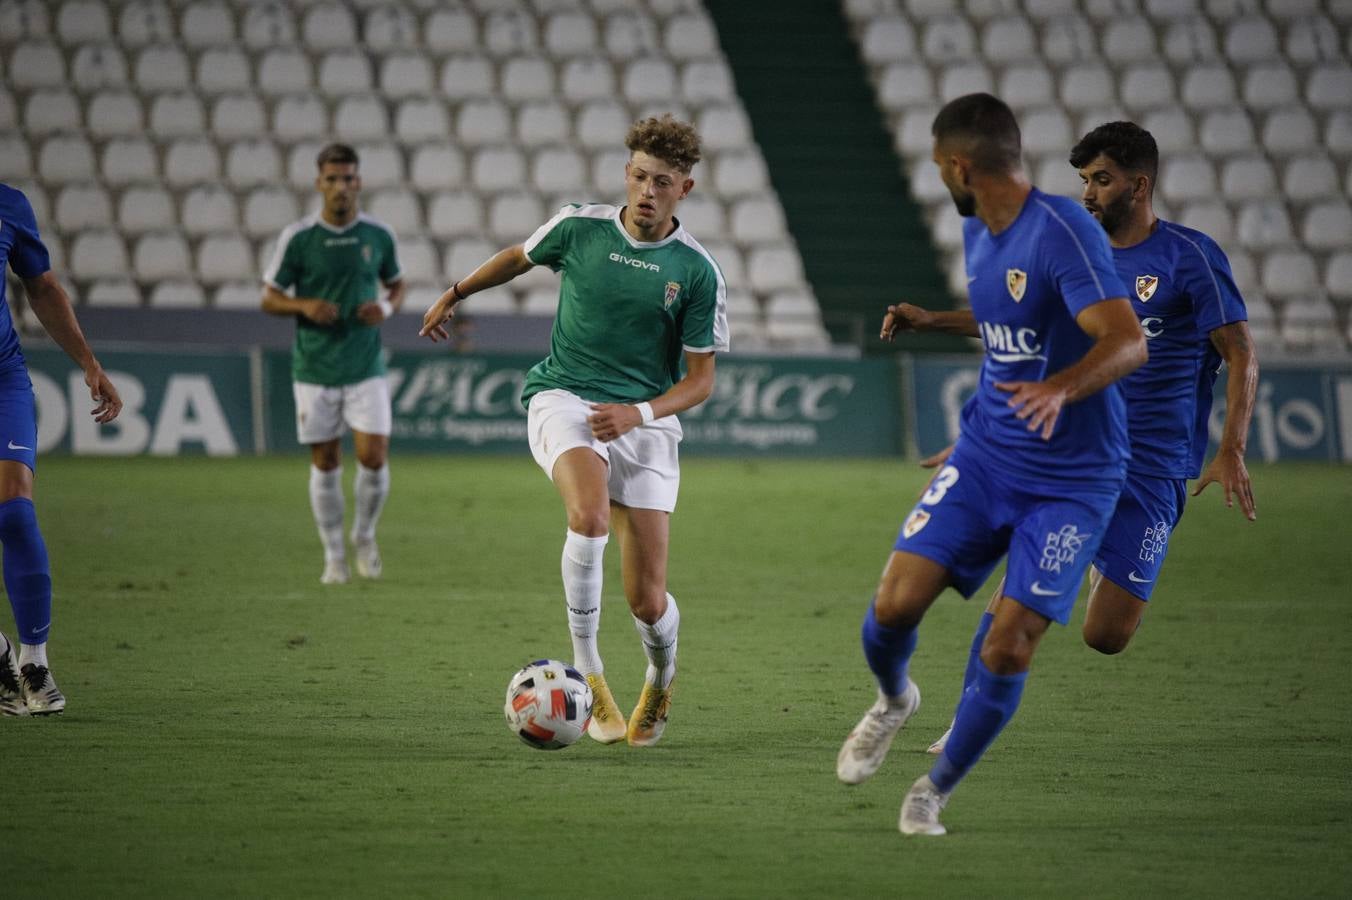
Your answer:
[612,206,686,250]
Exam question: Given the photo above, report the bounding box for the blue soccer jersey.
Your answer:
[959,188,1132,483]
[1110,221,1248,479]
[0,184,46,371]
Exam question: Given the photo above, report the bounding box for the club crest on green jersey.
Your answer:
[1135,274,1159,302]
[362,244,372,263]
[664,281,681,309]
[1006,268,1026,302]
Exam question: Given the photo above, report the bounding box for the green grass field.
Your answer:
[8,455,1351,898]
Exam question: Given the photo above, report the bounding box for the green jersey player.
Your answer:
[421,115,728,747]
[263,143,404,585]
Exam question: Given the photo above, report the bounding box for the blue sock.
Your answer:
[0,498,52,645]
[959,612,995,698]
[861,601,918,698]
[929,657,1027,793]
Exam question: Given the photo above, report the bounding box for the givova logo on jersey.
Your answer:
[1039,524,1092,574]
[1138,520,1171,563]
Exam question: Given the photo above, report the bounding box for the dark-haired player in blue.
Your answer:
[894,123,1259,757]
[0,183,122,716]
[834,95,1147,836]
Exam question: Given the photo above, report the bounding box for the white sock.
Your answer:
[18,641,47,669]
[352,463,390,544]
[562,529,608,675]
[309,465,346,562]
[634,593,680,689]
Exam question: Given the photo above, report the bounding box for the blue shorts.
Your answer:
[0,366,37,472]
[1092,471,1188,602]
[894,443,1122,625]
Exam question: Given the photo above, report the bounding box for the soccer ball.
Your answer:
[504,659,593,750]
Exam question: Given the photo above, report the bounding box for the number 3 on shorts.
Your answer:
[920,465,959,506]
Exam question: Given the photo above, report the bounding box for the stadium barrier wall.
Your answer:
[906,355,1352,464]
[26,347,903,458]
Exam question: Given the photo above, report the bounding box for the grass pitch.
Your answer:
[9,455,1351,898]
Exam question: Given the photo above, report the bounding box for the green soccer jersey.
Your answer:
[264,213,401,386]
[520,204,729,406]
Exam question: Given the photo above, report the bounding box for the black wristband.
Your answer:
[451,281,465,301]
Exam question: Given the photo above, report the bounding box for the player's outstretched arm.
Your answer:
[261,284,339,325]
[1194,320,1258,520]
[995,298,1146,440]
[21,271,121,423]
[588,351,715,443]
[880,303,980,341]
[421,245,533,342]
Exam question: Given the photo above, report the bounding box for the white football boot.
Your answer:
[353,538,382,580]
[20,662,65,716]
[836,680,921,785]
[0,632,28,717]
[320,558,350,585]
[899,775,950,836]
[927,720,955,755]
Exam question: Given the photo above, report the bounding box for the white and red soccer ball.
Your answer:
[504,659,593,750]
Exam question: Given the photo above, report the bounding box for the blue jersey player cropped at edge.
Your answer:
[0,183,122,717]
[884,123,1259,756]
[834,94,1147,837]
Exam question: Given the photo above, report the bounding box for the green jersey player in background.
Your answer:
[421,115,729,747]
[263,143,404,585]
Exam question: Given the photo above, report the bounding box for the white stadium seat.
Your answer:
[196,233,254,286]
[117,185,176,235]
[1240,62,1299,110]
[410,145,467,191]
[444,238,498,283]
[470,146,528,193]
[940,63,994,101]
[590,148,631,193]
[426,10,480,55]
[397,238,439,286]
[23,90,82,137]
[133,231,191,281]
[675,194,725,239]
[1224,16,1279,62]
[57,0,112,45]
[730,198,787,245]
[1120,65,1176,111]
[55,184,113,233]
[285,142,324,190]
[1237,200,1295,249]
[1141,108,1197,155]
[1199,108,1255,156]
[149,281,207,308]
[878,63,936,111]
[440,54,496,102]
[663,15,719,61]
[1219,155,1278,201]
[0,89,13,131]
[317,50,375,96]
[501,57,555,103]
[102,138,158,186]
[1326,112,1352,160]
[353,142,403,189]
[921,15,978,61]
[712,152,770,198]
[1260,107,1319,157]
[561,58,617,104]
[1019,107,1073,156]
[1285,16,1342,65]
[1033,155,1079,198]
[380,53,435,97]
[1281,154,1339,204]
[71,45,130,93]
[427,191,485,238]
[1162,18,1220,63]
[38,135,97,184]
[546,12,599,56]
[365,5,418,54]
[86,280,141,307]
[334,95,391,141]
[623,59,678,104]
[1181,65,1237,109]
[1280,296,1341,352]
[210,94,268,140]
[148,92,207,140]
[1324,251,1352,303]
[1226,248,1257,294]
[1306,65,1352,112]
[70,231,130,281]
[1159,155,1218,204]
[1301,201,1352,252]
[1101,19,1158,64]
[241,2,296,49]
[696,105,753,152]
[118,0,174,49]
[134,44,191,93]
[9,43,66,91]
[0,1,50,44]
[483,10,539,58]
[1058,64,1115,111]
[87,91,145,139]
[576,101,630,150]
[258,48,314,96]
[368,188,422,235]
[488,192,546,241]
[1262,249,1320,299]
[1178,202,1236,245]
[225,139,283,189]
[181,186,239,237]
[682,60,735,104]
[242,187,299,239]
[980,17,1037,65]
[163,138,221,188]
[998,64,1053,110]
[747,244,805,294]
[394,97,451,144]
[859,17,917,65]
[516,100,571,148]
[0,136,31,182]
[457,98,513,146]
[1041,17,1097,65]
[213,282,262,310]
[197,48,252,95]
[530,146,588,195]
[520,286,558,317]
[302,2,357,51]
[180,1,236,49]
[894,106,940,158]
[272,95,328,142]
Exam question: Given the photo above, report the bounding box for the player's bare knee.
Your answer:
[356,449,386,470]
[1083,623,1131,656]
[566,508,609,537]
[311,447,340,471]
[628,587,667,624]
[979,633,1034,674]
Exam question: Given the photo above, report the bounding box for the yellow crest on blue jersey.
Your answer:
[664,281,680,309]
[1135,275,1159,302]
[1006,268,1027,302]
[902,509,930,538]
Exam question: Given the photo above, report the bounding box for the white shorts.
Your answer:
[527,388,682,513]
[294,375,392,444]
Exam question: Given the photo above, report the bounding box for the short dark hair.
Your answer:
[1069,121,1158,184]
[931,93,1022,173]
[316,142,359,169]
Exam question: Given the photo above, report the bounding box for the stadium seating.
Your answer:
[845,0,1352,356]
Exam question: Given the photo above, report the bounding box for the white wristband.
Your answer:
[376,298,394,319]
[634,401,655,425]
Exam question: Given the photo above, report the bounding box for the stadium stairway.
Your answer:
[704,0,965,353]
